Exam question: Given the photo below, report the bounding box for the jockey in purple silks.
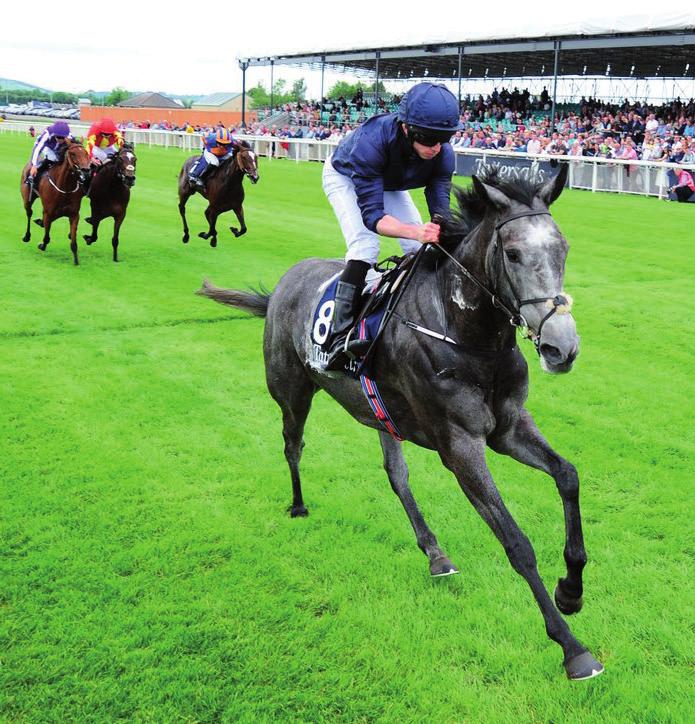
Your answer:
[188,127,238,190]
[27,121,72,189]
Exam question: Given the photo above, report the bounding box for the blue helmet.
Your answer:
[397,82,463,131]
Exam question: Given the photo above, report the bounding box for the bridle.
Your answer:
[435,209,573,353]
[48,146,90,195]
[114,148,136,188]
[235,148,259,183]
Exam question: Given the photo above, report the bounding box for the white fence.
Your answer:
[2,118,692,199]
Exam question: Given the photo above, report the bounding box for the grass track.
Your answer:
[1,132,693,721]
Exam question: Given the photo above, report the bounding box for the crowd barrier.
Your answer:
[2,118,692,199]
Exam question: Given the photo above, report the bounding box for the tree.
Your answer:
[248,82,270,110]
[290,78,307,103]
[104,87,130,106]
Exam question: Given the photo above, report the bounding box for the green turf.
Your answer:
[1,132,693,722]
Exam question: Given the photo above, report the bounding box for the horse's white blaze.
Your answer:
[126,153,134,161]
[521,223,555,248]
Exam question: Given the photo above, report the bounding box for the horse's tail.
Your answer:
[196,279,270,318]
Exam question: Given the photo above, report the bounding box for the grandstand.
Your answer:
[237,15,695,126]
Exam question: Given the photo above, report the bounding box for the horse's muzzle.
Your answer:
[249,176,259,185]
[539,341,579,374]
[125,177,136,188]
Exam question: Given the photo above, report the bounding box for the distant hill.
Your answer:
[0,77,51,93]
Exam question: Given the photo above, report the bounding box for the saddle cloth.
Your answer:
[309,255,415,379]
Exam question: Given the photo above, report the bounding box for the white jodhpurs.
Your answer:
[91,145,119,163]
[323,155,422,264]
[203,149,233,165]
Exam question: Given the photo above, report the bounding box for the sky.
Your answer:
[0,1,689,100]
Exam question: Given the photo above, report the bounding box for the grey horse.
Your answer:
[197,164,604,680]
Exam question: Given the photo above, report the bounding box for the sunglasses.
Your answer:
[408,127,454,147]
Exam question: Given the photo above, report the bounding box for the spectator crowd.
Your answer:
[115,87,695,166]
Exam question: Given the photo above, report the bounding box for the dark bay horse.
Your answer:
[197,165,604,680]
[177,142,259,247]
[83,143,137,262]
[20,141,91,265]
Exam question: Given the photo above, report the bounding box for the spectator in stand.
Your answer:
[527,132,541,155]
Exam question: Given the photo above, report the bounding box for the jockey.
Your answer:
[27,120,72,186]
[188,127,237,189]
[322,81,463,369]
[86,117,124,167]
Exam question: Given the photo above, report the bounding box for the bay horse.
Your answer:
[197,165,604,680]
[177,142,259,247]
[20,141,92,265]
[83,143,137,262]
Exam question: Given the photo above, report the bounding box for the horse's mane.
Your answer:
[236,140,252,151]
[444,167,546,243]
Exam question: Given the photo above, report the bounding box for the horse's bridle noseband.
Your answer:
[436,209,573,353]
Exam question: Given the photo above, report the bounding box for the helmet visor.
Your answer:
[408,125,454,147]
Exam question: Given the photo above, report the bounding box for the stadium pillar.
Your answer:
[320,56,325,104]
[550,40,561,132]
[270,60,274,110]
[457,46,463,107]
[375,51,380,111]
[241,61,248,129]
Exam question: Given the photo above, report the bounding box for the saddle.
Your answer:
[310,253,418,379]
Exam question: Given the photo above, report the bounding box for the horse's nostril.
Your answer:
[540,343,563,364]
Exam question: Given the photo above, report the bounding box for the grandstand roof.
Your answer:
[193,92,242,107]
[118,92,180,109]
[239,13,695,79]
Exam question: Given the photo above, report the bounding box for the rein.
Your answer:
[48,151,87,194]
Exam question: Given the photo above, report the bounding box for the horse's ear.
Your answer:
[472,175,511,211]
[539,163,568,206]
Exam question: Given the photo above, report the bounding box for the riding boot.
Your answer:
[324,260,370,371]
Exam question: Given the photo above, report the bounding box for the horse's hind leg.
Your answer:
[22,203,32,242]
[379,432,458,577]
[199,207,218,247]
[488,409,587,615]
[266,361,315,517]
[230,204,247,237]
[179,193,191,243]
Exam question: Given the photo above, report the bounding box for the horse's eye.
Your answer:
[505,248,522,264]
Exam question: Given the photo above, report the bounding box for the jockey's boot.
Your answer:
[324,260,370,371]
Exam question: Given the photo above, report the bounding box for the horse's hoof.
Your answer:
[198,232,208,239]
[555,581,583,615]
[22,235,30,243]
[182,235,189,244]
[564,651,604,680]
[210,238,217,248]
[288,505,308,518]
[38,243,46,251]
[33,219,44,228]
[83,235,93,244]
[429,556,459,577]
[85,217,93,224]
[230,226,239,235]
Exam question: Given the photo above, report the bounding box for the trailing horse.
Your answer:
[197,165,604,680]
[177,142,259,247]
[83,143,137,262]
[20,141,91,265]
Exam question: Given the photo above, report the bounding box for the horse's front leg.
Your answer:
[380,432,457,577]
[230,203,246,237]
[69,213,79,265]
[439,428,603,680]
[37,211,52,252]
[83,213,101,245]
[111,213,124,262]
[489,409,587,615]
